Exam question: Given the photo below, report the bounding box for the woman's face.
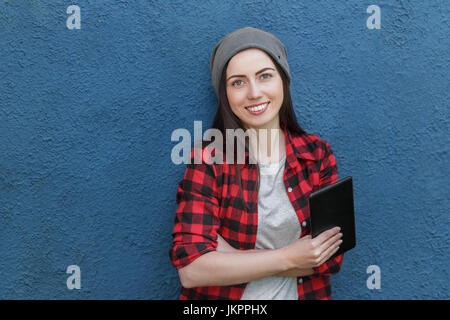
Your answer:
[225,48,284,130]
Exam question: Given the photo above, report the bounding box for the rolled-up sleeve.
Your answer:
[317,141,338,188]
[313,141,344,277]
[169,148,221,270]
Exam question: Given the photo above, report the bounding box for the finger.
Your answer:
[317,227,340,243]
[313,227,341,246]
[318,232,342,255]
[317,239,342,266]
[323,245,341,265]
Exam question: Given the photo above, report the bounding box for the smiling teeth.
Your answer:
[247,103,268,112]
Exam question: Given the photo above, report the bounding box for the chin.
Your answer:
[245,121,274,130]
[247,115,278,129]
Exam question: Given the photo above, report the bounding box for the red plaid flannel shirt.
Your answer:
[169,125,343,299]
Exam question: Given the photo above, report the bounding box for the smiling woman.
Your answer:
[169,27,343,300]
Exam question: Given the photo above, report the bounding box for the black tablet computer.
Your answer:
[309,176,356,257]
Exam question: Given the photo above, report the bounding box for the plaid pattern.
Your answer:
[169,124,343,300]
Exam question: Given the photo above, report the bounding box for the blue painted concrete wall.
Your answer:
[1,1,449,299]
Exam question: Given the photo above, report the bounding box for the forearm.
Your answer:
[243,248,314,278]
[178,248,290,288]
[180,228,342,288]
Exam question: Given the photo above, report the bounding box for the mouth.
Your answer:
[245,101,270,115]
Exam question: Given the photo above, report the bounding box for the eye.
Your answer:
[231,79,244,87]
[260,73,273,80]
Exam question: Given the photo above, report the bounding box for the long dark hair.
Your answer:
[208,54,306,211]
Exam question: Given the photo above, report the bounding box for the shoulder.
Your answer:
[186,140,225,176]
[289,130,335,161]
[190,139,225,163]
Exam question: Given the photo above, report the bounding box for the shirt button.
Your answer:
[298,278,303,284]
[287,187,293,192]
[302,221,307,227]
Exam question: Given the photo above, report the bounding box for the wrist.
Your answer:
[276,246,294,272]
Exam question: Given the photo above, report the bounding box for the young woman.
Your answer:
[169,27,343,300]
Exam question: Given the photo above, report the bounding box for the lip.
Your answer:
[245,101,270,115]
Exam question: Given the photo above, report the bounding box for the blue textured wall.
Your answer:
[1,1,449,299]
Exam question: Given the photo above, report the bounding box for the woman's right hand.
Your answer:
[281,227,343,270]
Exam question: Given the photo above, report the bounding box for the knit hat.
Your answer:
[209,27,291,97]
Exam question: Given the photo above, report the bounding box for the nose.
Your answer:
[247,79,263,100]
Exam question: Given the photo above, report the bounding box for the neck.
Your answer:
[246,121,285,164]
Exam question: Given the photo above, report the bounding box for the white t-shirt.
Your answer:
[240,155,301,300]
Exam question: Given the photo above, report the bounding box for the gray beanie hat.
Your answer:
[209,27,291,97]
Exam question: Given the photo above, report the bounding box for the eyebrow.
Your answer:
[226,67,275,82]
